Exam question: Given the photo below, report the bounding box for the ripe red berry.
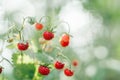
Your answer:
[61,33,70,42]
[59,33,70,47]
[17,42,29,51]
[72,60,78,67]
[35,23,43,30]
[64,68,74,76]
[0,67,2,74]
[43,31,54,40]
[60,40,69,47]
[38,65,50,75]
[54,61,64,70]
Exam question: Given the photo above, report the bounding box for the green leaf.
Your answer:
[13,64,35,80]
[12,53,19,65]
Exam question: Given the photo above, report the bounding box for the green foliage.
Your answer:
[12,53,35,80]
[13,64,35,80]
[83,0,120,25]
[12,53,19,65]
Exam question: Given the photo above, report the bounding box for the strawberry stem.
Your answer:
[55,47,63,53]
[20,51,23,64]
[55,47,72,68]
[39,16,51,23]
[20,18,26,31]
[0,58,4,63]
[4,57,14,67]
[20,16,32,31]
[53,21,71,34]
[18,31,22,40]
[7,24,16,41]
[0,40,13,67]
[18,30,25,41]
[18,18,26,41]
[39,16,52,31]
[0,56,14,67]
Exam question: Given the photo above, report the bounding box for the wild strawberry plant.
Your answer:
[0,16,79,80]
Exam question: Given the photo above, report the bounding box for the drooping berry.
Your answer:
[64,68,74,76]
[54,61,64,70]
[60,40,69,47]
[59,33,70,47]
[38,65,50,75]
[35,23,43,30]
[17,42,29,51]
[61,33,70,42]
[43,31,54,40]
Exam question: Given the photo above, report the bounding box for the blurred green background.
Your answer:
[0,0,120,80]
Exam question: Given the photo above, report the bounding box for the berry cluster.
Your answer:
[0,16,79,79]
[38,61,74,76]
[54,61,74,76]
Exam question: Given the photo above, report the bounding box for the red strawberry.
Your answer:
[60,33,70,47]
[38,65,50,75]
[17,42,29,51]
[43,31,54,40]
[64,68,74,76]
[60,40,69,47]
[35,23,43,30]
[54,61,64,70]
[61,33,70,42]
[0,67,2,74]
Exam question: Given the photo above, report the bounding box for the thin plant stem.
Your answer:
[18,31,22,40]
[20,51,23,64]
[3,57,14,67]
[55,47,71,68]
[20,18,26,31]
[0,56,14,67]
[39,16,50,23]
[54,21,71,34]
[0,58,4,63]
